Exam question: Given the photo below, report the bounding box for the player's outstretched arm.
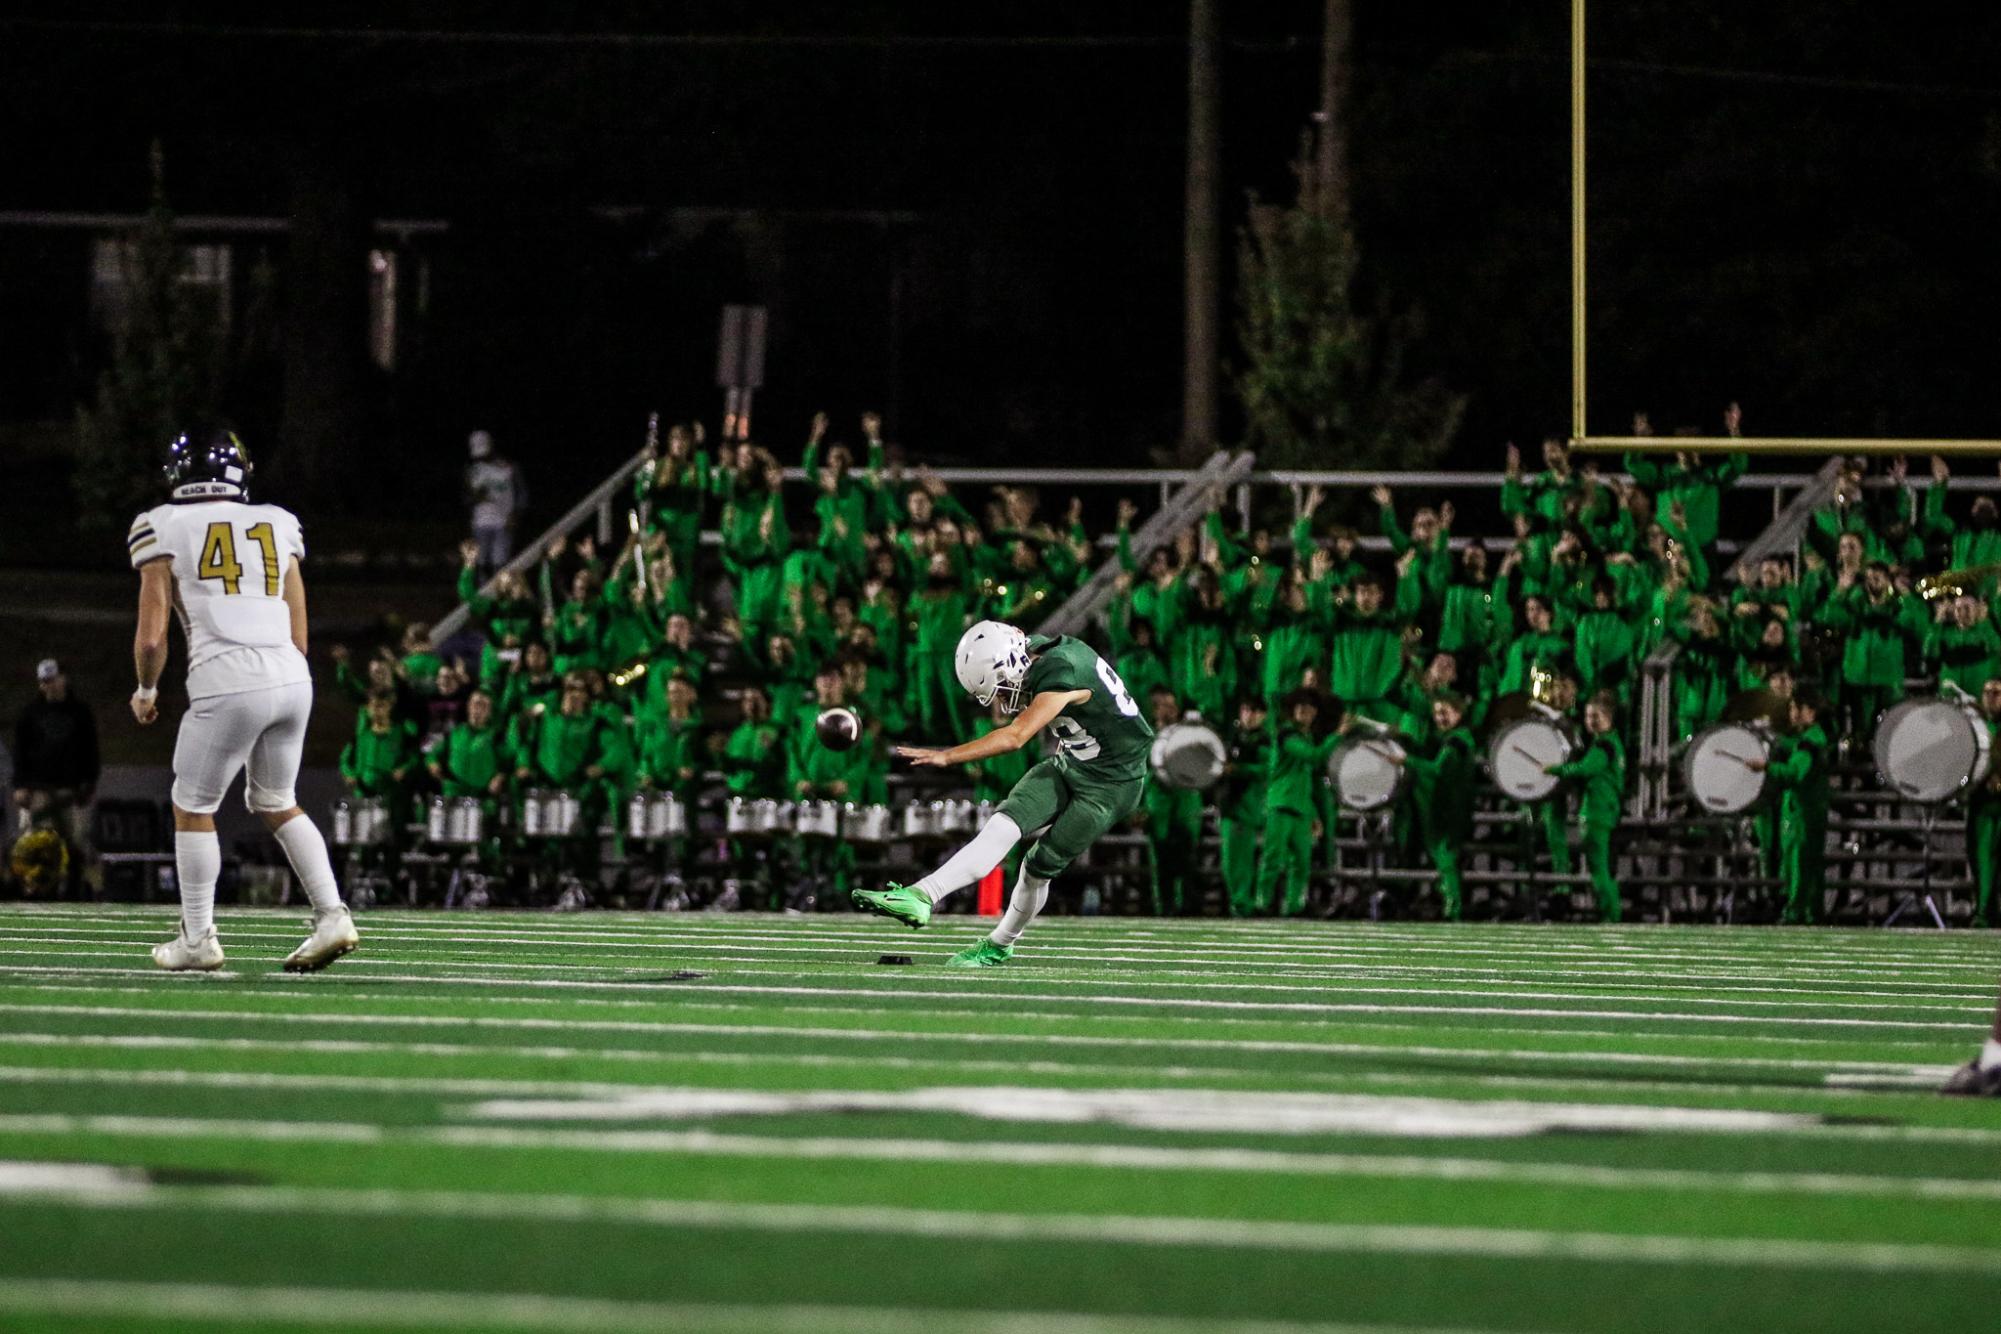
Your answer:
[893,688,1089,768]
[131,559,173,725]
[283,564,310,656]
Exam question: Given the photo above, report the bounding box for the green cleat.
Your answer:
[851,883,932,929]
[946,937,1014,968]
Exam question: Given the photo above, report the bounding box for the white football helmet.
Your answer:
[955,620,1032,713]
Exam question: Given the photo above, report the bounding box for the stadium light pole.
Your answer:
[1181,0,1221,459]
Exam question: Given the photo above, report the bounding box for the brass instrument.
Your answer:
[1917,563,2001,601]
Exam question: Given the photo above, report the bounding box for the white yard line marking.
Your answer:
[0,1279,1444,1334]
[0,1058,1918,1108]
[13,926,1999,1003]
[0,1160,149,1197]
[8,911,1999,970]
[455,1084,1827,1139]
[10,1186,2001,1277]
[0,995,1962,1068]
[15,920,2000,972]
[0,958,1976,1029]
[3,1107,2001,1158]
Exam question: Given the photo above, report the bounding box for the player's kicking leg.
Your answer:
[248,684,357,972]
[947,770,1138,968]
[1941,984,2001,1096]
[851,813,1023,930]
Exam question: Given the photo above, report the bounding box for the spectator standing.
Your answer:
[466,430,528,577]
[12,659,100,890]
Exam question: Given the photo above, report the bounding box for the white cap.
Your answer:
[35,658,60,682]
[468,430,494,460]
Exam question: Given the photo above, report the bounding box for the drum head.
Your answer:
[1489,719,1569,802]
[1683,724,1768,814]
[1331,738,1403,812]
[1876,699,1982,802]
[1150,723,1228,791]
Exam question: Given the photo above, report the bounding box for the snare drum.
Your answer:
[1875,696,1994,803]
[429,796,484,846]
[523,789,581,838]
[753,798,793,836]
[902,801,937,839]
[1682,722,1771,814]
[1488,713,1576,803]
[795,799,841,838]
[1149,722,1229,791]
[332,797,391,847]
[1328,735,1406,812]
[725,795,757,836]
[842,802,893,843]
[627,792,685,841]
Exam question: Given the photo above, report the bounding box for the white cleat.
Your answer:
[152,923,226,973]
[282,906,360,974]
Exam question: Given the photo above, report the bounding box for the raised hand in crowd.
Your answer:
[1932,454,1950,483]
[1370,485,1393,508]
[809,411,829,444]
[1116,497,1139,529]
[1504,442,1522,478]
[1722,401,1742,437]
[1438,500,1456,530]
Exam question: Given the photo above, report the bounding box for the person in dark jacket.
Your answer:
[12,659,100,891]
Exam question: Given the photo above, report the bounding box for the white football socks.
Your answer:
[272,814,345,914]
[174,830,220,940]
[990,865,1051,949]
[1980,1038,2001,1072]
[914,814,1022,903]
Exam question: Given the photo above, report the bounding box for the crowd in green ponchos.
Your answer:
[327,412,2001,925]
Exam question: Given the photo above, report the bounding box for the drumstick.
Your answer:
[1361,742,1399,762]
[1509,744,1543,765]
[1715,751,1760,768]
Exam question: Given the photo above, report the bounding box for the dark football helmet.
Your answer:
[163,424,253,502]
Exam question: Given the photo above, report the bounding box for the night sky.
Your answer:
[3,0,1999,501]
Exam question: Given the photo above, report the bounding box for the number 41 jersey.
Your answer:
[1023,634,1154,782]
[129,500,311,701]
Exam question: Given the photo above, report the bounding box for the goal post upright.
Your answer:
[1571,0,1587,445]
[1563,0,1999,459]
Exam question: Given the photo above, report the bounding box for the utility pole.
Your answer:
[1180,0,1221,459]
[1315,0,1352,222]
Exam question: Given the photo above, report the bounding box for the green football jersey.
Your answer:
[1023,634,1155,781]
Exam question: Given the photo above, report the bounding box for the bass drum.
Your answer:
[1328,735,1406,812]
[1875,696,1993,803]
[1149,722,1228,791]
[1682,722,1771,814]
[1488,714,1576,804]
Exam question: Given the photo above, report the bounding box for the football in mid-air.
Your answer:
[816,706,860,751]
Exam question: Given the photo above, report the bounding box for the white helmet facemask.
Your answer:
[955,621,1032,714]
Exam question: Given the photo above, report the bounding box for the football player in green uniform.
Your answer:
[853,620,1154,966]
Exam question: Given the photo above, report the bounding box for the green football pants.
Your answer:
[997,758,1147,882]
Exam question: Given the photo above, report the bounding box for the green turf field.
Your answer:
[0,904,1997,1333]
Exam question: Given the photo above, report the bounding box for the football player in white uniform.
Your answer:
[129,426,359,972]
